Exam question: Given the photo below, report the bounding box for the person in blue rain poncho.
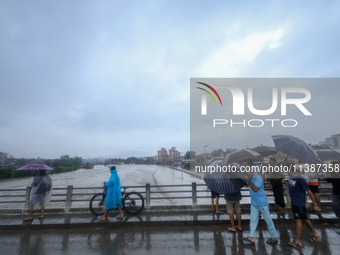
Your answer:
[101,166,124,219]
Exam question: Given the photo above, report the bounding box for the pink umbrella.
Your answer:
[16,164,53,171]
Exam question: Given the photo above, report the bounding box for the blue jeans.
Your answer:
[250,204,277,239]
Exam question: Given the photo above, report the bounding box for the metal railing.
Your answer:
[0,181,333,212]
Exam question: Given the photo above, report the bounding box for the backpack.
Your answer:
[36,175,52,194]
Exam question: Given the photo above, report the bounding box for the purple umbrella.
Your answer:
[16,164,53,171]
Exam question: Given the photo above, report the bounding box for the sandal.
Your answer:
[288,241,303,248]
[227,227,236,233]
[335,224,340,228]
[38,216,44,219]
[243,237,255,244]
[23,218,33,222]
[310,235,319,242]
[235,227,243,232]
[215,211,224,214]
[266,238,278,244]
[211,209,216,212]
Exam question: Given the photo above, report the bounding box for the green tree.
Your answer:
[185,151,196,159]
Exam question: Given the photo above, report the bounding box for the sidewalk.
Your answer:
[0,207,338,231]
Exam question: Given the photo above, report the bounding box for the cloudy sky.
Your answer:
[1,1,340,159]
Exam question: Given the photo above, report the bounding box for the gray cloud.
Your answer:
[0,1,339,158]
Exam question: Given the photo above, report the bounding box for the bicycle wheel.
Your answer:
[89,193,105,216]
[122,192,144,215]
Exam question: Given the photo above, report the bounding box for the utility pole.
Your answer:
[203,145,208,163]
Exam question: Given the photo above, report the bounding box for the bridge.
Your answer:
[0,179,339,254]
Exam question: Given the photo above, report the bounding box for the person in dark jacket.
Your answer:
[326,161,340,227]
[287,163,320,247]
[268,157,286,214]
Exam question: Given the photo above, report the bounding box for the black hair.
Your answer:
[286,162,295,170]
[110,166,116,170]
[39,170,46,175]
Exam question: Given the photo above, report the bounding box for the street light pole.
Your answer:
[203,145,208,163]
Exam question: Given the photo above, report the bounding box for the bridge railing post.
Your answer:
[24,186,32,211]
[65,185,73,212]
[192,182,197,208]
[283,180,291,208]
[146,183,151,209]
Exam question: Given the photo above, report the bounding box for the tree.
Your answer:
[185,151,196,159]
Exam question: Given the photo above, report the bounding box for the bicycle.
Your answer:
[89,185,144,216]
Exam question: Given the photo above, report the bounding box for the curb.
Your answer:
[1,216,338,231]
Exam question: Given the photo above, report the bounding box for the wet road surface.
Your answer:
[1,221,340,255]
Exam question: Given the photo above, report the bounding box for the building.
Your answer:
[324,134,340,149]
[157,147,182,163]
[158,148,169,163]
[168,147,181,162]
[0,152,14,167]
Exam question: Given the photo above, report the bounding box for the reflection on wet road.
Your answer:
[1,222,340,255]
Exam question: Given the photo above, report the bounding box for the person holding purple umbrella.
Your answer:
[23,170,52,221]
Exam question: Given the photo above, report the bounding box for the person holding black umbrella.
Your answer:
[326,161,340,228]
[243,168,278,245]
[268,157,286,214]
[286,163,320,248]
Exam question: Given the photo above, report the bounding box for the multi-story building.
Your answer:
[158,147,182,163]
[168,147,181,162]
[158,148,169,163]
[324,134,340,149]
[0,152,14,167]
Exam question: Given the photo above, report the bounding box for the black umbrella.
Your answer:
[272,135,321,164]
[204,163,247,194]
[251,145,278,157]
[221,149,260,165]
[316,149,340,161]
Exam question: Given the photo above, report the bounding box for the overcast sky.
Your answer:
[1,1,340,159]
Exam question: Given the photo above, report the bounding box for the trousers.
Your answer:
[250,204,278,238]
